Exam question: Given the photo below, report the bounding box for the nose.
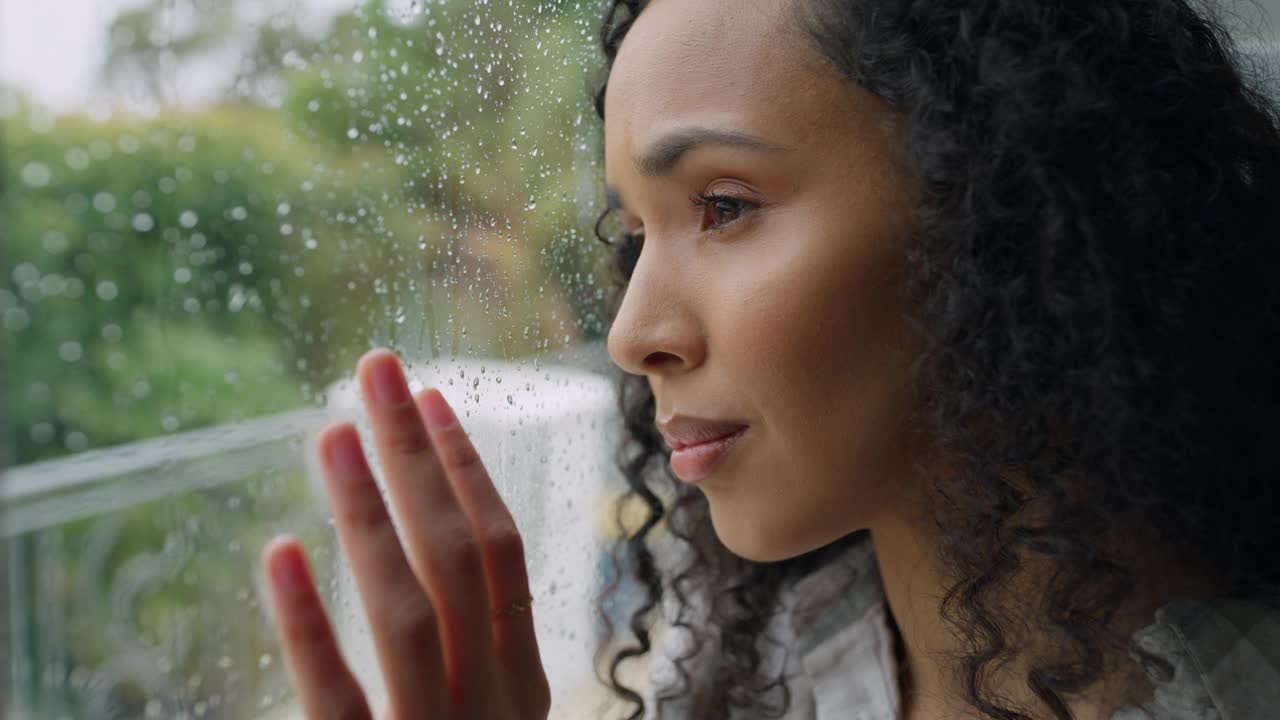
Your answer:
[606,242,705,377]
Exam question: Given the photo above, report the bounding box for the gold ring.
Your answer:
[493,594,534,619]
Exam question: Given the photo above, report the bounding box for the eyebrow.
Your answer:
[605,126,794,210]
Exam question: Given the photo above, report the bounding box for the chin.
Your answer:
[707,502,824,563]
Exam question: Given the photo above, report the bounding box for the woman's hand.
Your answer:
[261,348,552,720]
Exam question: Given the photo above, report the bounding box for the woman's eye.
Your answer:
[692,193,754,232]
[710,198,742,226]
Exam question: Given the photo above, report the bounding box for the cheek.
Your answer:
[723,212,917,485]
[727,211,909,397]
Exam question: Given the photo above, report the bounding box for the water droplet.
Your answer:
[29,422,54,444]
[58,340,83,362]
[21,162,51,188]
[64,147,90,170]
[3,308,29,331]
[41,231,68,254]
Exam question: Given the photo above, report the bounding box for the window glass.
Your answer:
[2,1,621,717]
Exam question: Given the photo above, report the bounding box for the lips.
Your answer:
[666,426,749,484]
[657,416,749,451]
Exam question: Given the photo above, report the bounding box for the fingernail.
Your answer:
[324,428,367,475]
[421,389,456,429]
[268,540,309,593]
[369,354,410,406]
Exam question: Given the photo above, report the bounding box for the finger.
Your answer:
[355,349,497,695]
[262,536,373,720]
[316,422,447,714]
[417,388,550,712]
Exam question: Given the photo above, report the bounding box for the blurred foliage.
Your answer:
[4,0,610,466]
[3,102,377,462]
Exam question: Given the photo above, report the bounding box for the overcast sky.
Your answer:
[1,0,145,111]
[0,0,355,112]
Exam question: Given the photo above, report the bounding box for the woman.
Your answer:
[260,0,1280,718]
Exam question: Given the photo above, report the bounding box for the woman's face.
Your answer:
[604,0,925,562]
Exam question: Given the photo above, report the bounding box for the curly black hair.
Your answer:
[589,1,1280,719]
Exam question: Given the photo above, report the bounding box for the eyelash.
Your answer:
[688,191,757,233]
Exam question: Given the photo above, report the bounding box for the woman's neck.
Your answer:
[870,515,980,720]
